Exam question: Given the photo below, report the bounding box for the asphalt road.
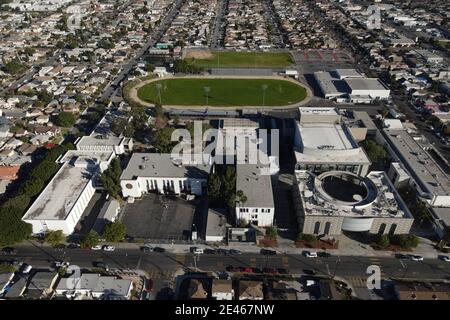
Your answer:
[4,244,450,283]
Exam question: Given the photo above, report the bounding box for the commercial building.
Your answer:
[314,69,390,103]
[120,153,211,199]
[381,128,450,208]
[293,170,414,236]
[205,208,227,242]
[22,151,114,235]
[294,108,371,176]
[235,164,275,227]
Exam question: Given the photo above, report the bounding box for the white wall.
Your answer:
[235,207,274,227]
[121,176,206,198]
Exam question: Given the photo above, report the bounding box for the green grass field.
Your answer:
[185,51,294,69]
[137,78,307,107]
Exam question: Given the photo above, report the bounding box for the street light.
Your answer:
[156,83,163,104]
[261,84,268,107]
[203,86,210,106]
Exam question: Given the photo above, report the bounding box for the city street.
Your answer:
[3,243,450,284]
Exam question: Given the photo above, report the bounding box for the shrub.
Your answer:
[44,230,65,247]
[103,222,126,242]
[266,226,278,239]
[298,233,316,243]
[376,234,390,248]
[393,234,420,249]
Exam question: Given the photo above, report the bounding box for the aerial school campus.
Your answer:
[0,0,450,305]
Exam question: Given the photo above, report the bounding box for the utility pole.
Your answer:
[262,84,268,107]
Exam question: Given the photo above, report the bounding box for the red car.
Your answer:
[146,279,154,292]
[242,267,253,273]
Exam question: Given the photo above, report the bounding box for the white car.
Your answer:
[191,247,204,255]
[304,251,318,258]
[91,245,102,251]
[21,263,32,274]
[410,255,424,261]
[440,256,450,262]
[102,245,115,252]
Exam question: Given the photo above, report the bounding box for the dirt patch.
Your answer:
[185,49,214,60]
[295,239,339,250]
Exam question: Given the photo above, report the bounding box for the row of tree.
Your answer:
[0,142,74,246]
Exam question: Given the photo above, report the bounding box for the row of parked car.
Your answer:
[225,266,289,275]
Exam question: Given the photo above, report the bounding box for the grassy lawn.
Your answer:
[137,78,307,107]
[185,51,294,69]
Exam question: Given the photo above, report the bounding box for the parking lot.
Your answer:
[121,194,197,241]
[292,49,355,74]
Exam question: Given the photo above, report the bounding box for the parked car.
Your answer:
[94,262,109,271]
[229,249,242,255]
[204,249,217,254]
[67,243,80,249]
[146,278,154,292]
[277,268,289,274]
[21,263,32,274]
[304,251,318,258]
[217,249,228,255]
[91,245,102,251]
[395,253,409,259]
[1,247,18,255]
[263,267,278,275]
[102,245,115,252]
[410,255,423,261]
[53,261,70,268]
[318,252,331,258]
[260,249,276,255]
[153,247,166,253]
[191,247,204,254]
[54,244,66,251]
[141,246,153,253]
[303,268,317,275]
[439,255,450,262]
[241,267,253,273]
[226,265,236,272]
[252,268,263,274]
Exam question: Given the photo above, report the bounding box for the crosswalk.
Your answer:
[175,253,185,266]
[347,277,368,288]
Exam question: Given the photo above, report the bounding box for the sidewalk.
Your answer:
[17,235,441,259]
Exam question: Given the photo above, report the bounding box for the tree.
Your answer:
[153,127,176,153]
[207,172,222,202]
[44,230,65,247]
[81,231,100,248]
[266,226,278,239]
[393,234,420,249]
[237,218,248,227]
[376,234,390,248]
[56,112,76,127]
[362,139,389,165]
[103,221,126,242]
[100,158,122,199]
[236,190,247,205]
[298,233,316,244]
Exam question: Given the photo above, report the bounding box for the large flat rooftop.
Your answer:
[300,123,356,150]
[345,78,389,91]
[23,161,93,221]
[383,129,450,197]
[295,122,370,165]
[120,153,211,180]
[236,164,274,208]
